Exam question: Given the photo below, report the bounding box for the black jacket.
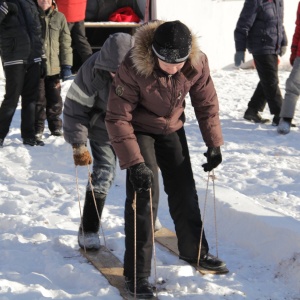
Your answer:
[234,0,287,55]
[0,0,44,66]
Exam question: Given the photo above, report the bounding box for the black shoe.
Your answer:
[272,115,280,126]
[35,132,45,146]
[125,277,154,299]
[244,107,270,124]
[23,138,37,146]
[0,138,4,148]
[199,253,226,271]
[51,129,63,136]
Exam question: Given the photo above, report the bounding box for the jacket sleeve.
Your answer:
[105,57,144,170]
[63,96,91,145]
[0,1,9,24]
[291,2,300,58]
[234,0,259,51]
[59,14,73,67]
[189,53,224,148]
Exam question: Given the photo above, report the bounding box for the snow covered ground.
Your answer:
[1,64,300,299]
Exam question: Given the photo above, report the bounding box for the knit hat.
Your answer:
[152,21,192,64]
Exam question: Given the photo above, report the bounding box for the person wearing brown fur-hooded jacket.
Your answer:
[105,20,226,298]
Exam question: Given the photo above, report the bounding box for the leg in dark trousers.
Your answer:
[0,64,26,139]
[45,75,63,132]
[123,128,208,278]
[68,21,92,64]
[249,54,282,115]
[155,128,208,260]
[123,132,159,278]
[35,78,47,134]
[21,63,40,139]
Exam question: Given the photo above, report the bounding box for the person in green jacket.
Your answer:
[35,0,73,145]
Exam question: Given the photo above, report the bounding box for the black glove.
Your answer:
[60,65,73,81]
[202,147,222,172]
[6,2,18,14]
[234,51,245,67]
[40,58,47,78]
[129,162,153,193]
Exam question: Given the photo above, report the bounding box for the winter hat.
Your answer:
[152,20,192,64]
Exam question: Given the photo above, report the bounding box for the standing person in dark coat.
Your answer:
[63,33,136,250]
[234,0,288,126]
[105,20,226,299]
[278,1,300,134]
[0,0,46,147]
[35,0,73,145]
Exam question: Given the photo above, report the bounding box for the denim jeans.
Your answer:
[86,138,116,195]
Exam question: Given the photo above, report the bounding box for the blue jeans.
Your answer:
[86,138,116,195]
[280,57,300,118]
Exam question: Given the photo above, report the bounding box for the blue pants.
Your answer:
[86,137,116,195]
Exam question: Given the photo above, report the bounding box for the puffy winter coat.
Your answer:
[290,1,300,64]
[38,4,72,76]
[0,0,44,66]
[105,21,224,170]
[63,32,135,145]
[55,0,86,22]
[234,0,287,55]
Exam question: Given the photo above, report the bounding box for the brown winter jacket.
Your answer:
[105,21,223,169]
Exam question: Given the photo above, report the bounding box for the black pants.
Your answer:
[68,21,93,65]
[248,54,282,115]
[123,127,209,278]
[35,75,62,133]
[0,63,40,139]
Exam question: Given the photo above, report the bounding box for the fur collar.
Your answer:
[131,20,201,78]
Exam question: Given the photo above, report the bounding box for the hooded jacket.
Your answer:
[105,21,224,170]
[234,0,287,55]
[63,32,135,144]
[0,0,44,66]
[38,2,72,76]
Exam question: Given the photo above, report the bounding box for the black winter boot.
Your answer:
[244,107,270,124]
[78,191,106,250]
[125,277,154,299]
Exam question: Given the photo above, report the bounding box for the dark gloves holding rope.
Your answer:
[129,162,153,193]
[72,144,92,166]
[202,147,222,172]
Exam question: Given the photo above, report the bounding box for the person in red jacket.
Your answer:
[55,0,92,68]
[278,1,300,134]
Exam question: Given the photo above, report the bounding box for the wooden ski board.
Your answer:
[154,227,229,275]
[80,246,129,299]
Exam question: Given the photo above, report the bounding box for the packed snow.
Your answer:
[1,60,300,299]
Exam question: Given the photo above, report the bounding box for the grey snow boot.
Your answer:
[277,117,292,135]
[78,191,106,250]
[154,217,162,232]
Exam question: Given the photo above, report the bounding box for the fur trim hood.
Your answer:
[131,20,201,77]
